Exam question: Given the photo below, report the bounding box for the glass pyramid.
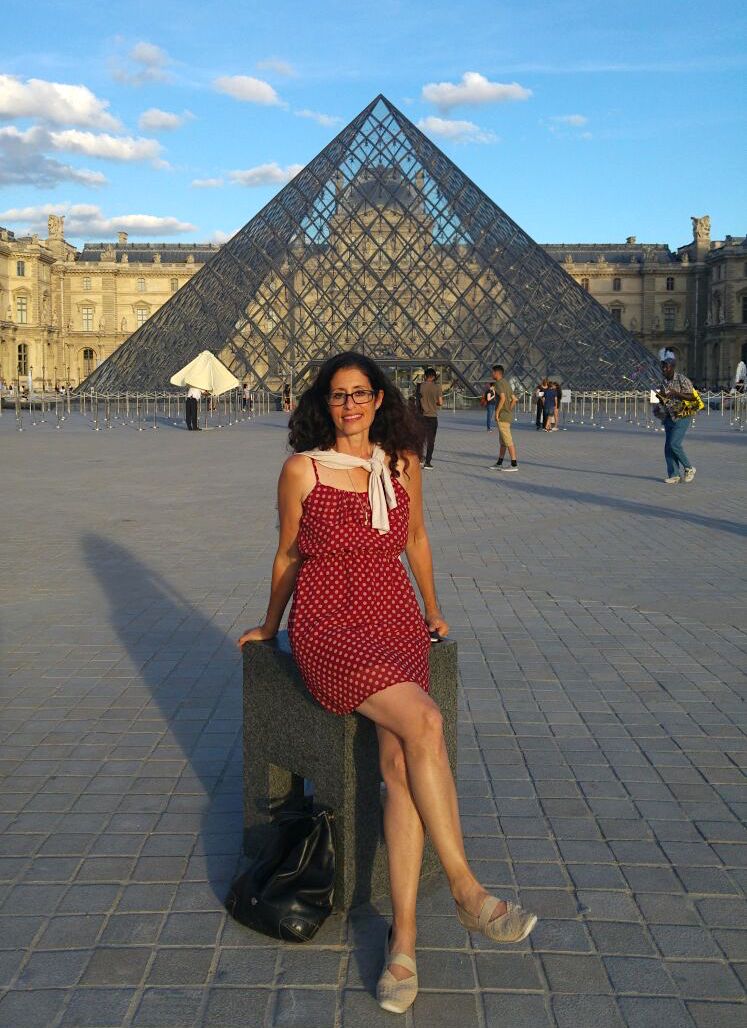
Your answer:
[84,95,660,393]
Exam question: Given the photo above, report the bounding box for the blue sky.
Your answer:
[1,0,744,248]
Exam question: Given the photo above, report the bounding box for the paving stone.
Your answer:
[665,960,744,1000]
[214,946,277,985]
[132,987,203,1026]
[273,987,338,1026]
[474,952,543,990]
[0,988,67,1028]
[60,988,136,1026]
[482,992,553,1026]
[552,994,625,1028]
[617,996,696,1027]
[37,914,106,949]
[81,946,151,985]
[686,1001,747,1027]
[413,993,480,1027]
[604,956,677,995]
[146,947,214,985]
[203,989,269,1026]
[542,953,611,993]
[650,926,723,959]
[16,948,91,987]
[0,949,24,986]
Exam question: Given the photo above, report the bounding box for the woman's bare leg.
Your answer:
[377,725,423,981]
[357,682,506,921]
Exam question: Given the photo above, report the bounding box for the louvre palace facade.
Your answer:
[1,99,744,395]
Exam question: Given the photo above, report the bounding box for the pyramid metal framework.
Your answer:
[83,95,660,393]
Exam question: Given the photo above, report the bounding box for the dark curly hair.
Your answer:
[288,351,424,477]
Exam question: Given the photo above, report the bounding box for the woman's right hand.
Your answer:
[236,624,277,648]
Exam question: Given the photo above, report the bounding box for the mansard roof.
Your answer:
[77,242,221,264]
[543,243,679,266]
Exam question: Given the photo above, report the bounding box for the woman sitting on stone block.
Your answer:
[238,352,537,1014]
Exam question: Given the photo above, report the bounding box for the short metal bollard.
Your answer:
[242,631,458,911]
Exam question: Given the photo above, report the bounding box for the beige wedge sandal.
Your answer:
[376,929,418,1014]
[456,896,537,943]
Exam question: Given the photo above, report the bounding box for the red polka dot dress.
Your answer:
[288,458,431,715]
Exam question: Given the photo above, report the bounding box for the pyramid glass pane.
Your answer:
[83,95,660,393]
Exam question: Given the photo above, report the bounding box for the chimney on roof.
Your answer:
[118,231,128,246]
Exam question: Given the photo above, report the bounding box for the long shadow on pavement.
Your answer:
[81,533,244,904]
[461,473,747,538]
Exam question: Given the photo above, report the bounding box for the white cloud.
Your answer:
[0,202,195,238]
[0,74,120,130]
[422,71,531,111]
[228,162,303,187]
[213,75,284,106]
[138,108,193,132]
[550,114,588,127]
[208,228,239,243]
[191,177,224,188]
[49,129,163,163]
[0,126,107,188]
[417,116,497,144]
[256,58,297,77]
[112,40,172,85]
[294,108,342,128]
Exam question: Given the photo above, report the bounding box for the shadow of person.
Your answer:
[81,533,243,904]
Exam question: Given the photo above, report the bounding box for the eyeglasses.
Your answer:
[327,389,375,406]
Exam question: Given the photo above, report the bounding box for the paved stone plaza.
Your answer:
[1,407,745,1028]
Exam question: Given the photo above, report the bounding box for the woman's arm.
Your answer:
[400,454,449,637]
[236,455,310,646]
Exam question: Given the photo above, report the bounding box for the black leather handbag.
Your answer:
[225,809,335,943]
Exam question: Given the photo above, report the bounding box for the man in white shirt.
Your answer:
[186,386,202,430]
[735,360,746,394]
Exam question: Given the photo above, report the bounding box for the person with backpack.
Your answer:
[655,350,699,484]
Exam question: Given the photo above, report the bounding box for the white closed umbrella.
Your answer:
[170,350,240,397]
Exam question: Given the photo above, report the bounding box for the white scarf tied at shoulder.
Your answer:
[300,444,397,533]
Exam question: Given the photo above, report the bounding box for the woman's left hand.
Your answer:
[426,610,449,638]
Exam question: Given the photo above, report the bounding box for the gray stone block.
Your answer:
[243,632,458,910]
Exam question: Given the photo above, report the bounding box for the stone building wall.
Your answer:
[1,214,744,390]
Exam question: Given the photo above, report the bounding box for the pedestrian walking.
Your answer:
[237,352,537,1015]
[488,365,519,471]
[242,383,250,411]
[282,381,291,412]
[419,367,442,469]
[185,386,201,430]
[655,350,697,484]
[483,381,497,430]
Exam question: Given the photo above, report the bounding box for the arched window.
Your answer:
[581,277,590,291]
[137,277,146,293]
[17,343,28,375]
[610,305,623,322]
[16,296,28,324]
[81,306,94,332]
[666,276,675,291]
[16,260,25,277]
[663,303,676,333]
[612,277,622,292]
[82,348,95,374]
